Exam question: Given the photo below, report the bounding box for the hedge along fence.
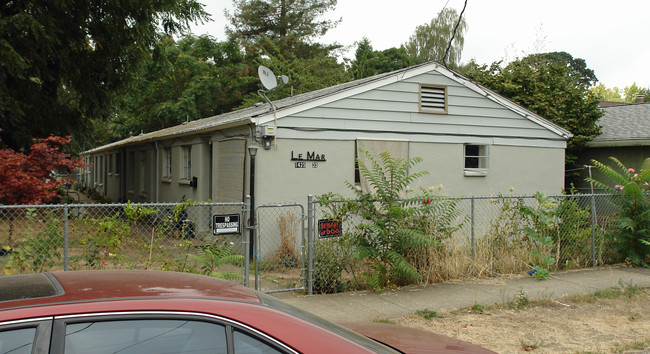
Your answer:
[312,193,621,293]
[0,202,247,283]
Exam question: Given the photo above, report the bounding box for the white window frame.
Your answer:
[182,146,192,181]
[464,144,489,177]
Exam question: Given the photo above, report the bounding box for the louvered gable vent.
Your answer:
[419,85,447,114]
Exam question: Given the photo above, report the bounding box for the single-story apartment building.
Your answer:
[82,61,572,205]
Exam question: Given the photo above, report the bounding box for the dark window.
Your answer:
[233,330,282,354]
[64,320,227,354]
[0,327,36,354]
[464,144,489,169]
[354,142,360,185]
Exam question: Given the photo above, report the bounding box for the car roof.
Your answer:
[0,271,261,308]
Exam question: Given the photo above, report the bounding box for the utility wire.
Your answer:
[443,0,468,70]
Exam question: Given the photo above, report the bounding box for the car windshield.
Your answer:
[258,293,398,354]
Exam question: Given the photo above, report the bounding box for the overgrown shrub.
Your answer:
[319,149,466,290]
[5,210,63,273]
[587,157,650,266]
[187,240,244,281]
[312,238,348,294]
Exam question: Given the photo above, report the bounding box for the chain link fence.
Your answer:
[1,194,624,295]
[0,202,247,284]
[310,193,621,293]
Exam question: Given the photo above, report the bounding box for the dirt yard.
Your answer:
[394,286,650,353]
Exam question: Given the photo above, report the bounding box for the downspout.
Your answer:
[120,148,126,202]
[103,151,108,196]
[154,141,159,202]
[209,140,213,201]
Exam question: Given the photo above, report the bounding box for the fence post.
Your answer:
[244,196,251,287]
[590,194,598,267]
[307,195,314,295]
[471,196,475,261]
[63,205,69,271]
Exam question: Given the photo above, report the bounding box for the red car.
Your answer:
[0,271,494,353]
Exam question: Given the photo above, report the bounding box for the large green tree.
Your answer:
[463,52,603,185]
[225,0,347,108]
[591,83,650,103]
[236,35,348,108]
[403,7,467,67]
[225,0,340,59]
[0,0,209,151]
[112,35,258,137]
[349,38,415,80]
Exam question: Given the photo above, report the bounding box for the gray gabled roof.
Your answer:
[589,102,650,147]
[86,61,571,153]
[86,64,410,153]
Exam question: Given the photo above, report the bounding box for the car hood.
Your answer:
[339,321,496,354]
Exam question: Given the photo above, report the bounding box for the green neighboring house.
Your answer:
[577,100,650,191]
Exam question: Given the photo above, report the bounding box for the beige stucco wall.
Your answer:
[251,138,566,206]
[253,138,356,205]
[412,143,566,196]
[157,139,210,203]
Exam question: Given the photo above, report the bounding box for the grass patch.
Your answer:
[520,339,545,351]
[372,317,394,324]
[508,290,530,310]
[611,337,650,353]
[570,280,646,303]
[462,304,487,314]
[415,309,443,319]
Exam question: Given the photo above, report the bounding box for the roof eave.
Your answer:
[84,119,255,154]
[587,139,650,148]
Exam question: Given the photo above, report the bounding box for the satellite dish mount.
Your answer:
[257,65,289,110]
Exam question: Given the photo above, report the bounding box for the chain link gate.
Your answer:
[253,203,306,293]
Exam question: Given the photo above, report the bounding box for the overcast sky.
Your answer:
[192,0,650,89]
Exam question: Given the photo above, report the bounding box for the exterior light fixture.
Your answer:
[247,142,260,289]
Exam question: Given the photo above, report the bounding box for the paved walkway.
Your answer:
[272,265,650,322]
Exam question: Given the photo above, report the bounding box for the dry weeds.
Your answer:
[395,287,650,353]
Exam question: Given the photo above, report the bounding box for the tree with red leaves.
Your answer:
[0,136,83,205]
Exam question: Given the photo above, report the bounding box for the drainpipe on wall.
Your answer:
[154,141,159,202]
[103,151,108,196]
[209,140,213,201]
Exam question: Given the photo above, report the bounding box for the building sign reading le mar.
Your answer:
[292,151,326,169]
[318,219,342,238]
[213,214,240,235]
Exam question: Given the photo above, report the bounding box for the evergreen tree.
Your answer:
[0,0,209,151]
[226,0,340,59]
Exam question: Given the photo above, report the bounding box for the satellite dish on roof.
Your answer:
[258,65,278,91]
[257,65,289,93]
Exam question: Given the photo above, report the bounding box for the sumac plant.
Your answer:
[320,149,435,290]
[587,157,650,267]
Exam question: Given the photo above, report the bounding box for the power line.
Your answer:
[443,0,467,70]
